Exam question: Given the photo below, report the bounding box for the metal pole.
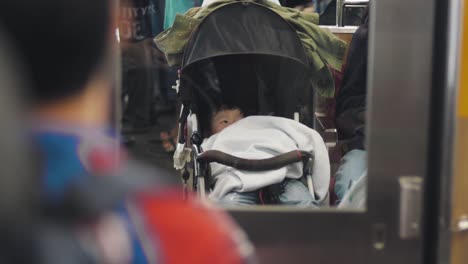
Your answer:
[336,0,344,26]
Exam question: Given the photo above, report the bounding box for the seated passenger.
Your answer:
[202,106,330,207]
[0,1,253,263]
[334,6,369,208]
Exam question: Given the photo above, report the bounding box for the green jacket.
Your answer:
[155,0,347,98]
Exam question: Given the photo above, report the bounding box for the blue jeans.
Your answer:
[334,149,367,203]
[338,171,367,209]
[219,180,318,208]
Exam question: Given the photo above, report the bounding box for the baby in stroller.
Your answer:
[157,0,346,208]
[200,104,331,207]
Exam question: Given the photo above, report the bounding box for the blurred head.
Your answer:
[0,0,114,118]
[210,107,244,134]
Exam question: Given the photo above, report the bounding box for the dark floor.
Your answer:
[123,111,179,176]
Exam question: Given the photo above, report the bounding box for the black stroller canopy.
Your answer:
[179,1,313,133]
[181,1,308,66]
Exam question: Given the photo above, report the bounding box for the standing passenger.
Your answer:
[119,0,163,134]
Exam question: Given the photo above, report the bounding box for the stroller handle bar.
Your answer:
[196,150,312,171]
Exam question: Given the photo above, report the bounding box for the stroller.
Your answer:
[172,0,329,205]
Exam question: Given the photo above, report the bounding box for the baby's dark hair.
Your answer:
[199,103,243,137]
[213,105,243,115]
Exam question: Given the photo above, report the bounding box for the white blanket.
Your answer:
[201,116,330,202]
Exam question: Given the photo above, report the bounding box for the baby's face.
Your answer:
[211,108,244,134]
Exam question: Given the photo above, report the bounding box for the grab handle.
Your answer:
[197,150,312,171]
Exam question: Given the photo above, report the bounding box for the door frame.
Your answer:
[230,0,440,263]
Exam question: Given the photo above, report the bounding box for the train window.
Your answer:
[291,0,369,26]
[116,0,372,212]
[114,0,449,262]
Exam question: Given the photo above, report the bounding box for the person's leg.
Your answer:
[338,171,367,209]
[219,191,259,207]
[278,180,319,208]
[334,149,367,202]
[123,67,154,132]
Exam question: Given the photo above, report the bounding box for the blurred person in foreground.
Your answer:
[334,6,369,209]
[0,0,254,263]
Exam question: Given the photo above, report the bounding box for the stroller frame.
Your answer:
[171,0,330,205]
[175,104,321,204]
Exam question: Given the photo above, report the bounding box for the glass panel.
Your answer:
[118,0,369,211]
[343,6,367,26]
[118,0,179,171]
